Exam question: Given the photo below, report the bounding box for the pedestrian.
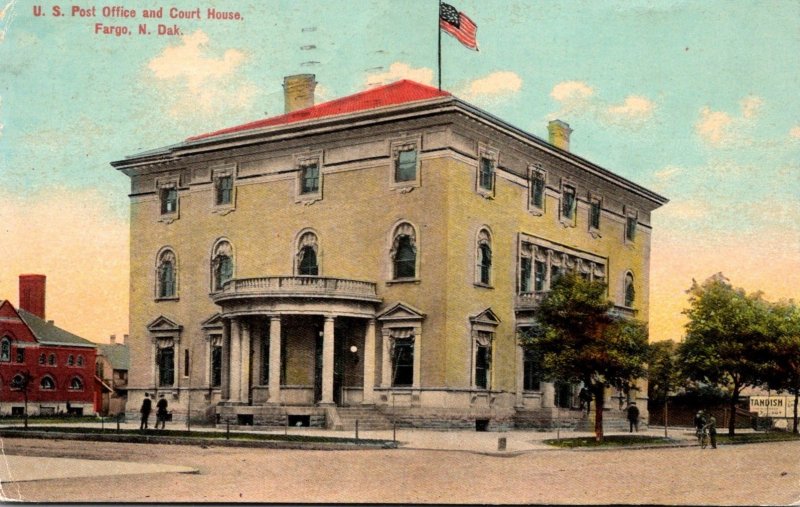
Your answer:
[139,393,152,430]
[703,415,717,449]
[156,394,169,430]
[626,402,640,433]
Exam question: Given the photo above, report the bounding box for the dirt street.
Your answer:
[2,437,799,504]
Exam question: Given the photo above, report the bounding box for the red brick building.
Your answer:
[0,275,100,416]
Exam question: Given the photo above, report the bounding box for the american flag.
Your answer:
[439,3,478,51]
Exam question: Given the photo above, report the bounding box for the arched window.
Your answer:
[48,353,57,366]
[476,228,493,286]
[157,248,177,298]
[40,375,56,390]
[77,355,84,367]
[70,376,83,390]
[39,353,46,365]
[67,354,74,366]
[0,338,9,362]
[624,273,636,307]
[11,373,26,390]
[296,231,319,276]
[211,240,234,291]
[390,223,417,280]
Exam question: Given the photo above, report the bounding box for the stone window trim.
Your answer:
[388,220,420,283]
[588,191,603,237]
[624,206,639,244]
[469,308,500,390]
[474,227,494,288]
[211,164,237,215]
[40,375,56,391]
[517,234,607,295]
[210,238,235,294]
[294,151,324,204]
[476,144,498,199]
[201,313,224,390]
[294,228,321,276]
[377,302,425,390]
[527,163,547,215]
[155,246,179,301]
[389,136,422,191]
[155,176,181,224]
[559,179,577,227]
[147,316,183,390]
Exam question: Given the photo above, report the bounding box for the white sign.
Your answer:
[749,396,797,418]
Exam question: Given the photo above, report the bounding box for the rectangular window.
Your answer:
[395,149,417,182]
[520,257,532,293]
[561,186,576,220]
[475,338,492,389]
[523,350,541,391]
[15,348,24,364]
[479,157,494,191]
[392,339,414,387]
[550,265,561,283]
[184,348,190,377]
[211,345,222,388]
[530,173,545,209]
[160,187,177,214]
[534,261,546,291]
[590,200,601,229]
[626,216,637,241]
[301,164,320,194]
[216,175,233,205]
[158,347,175,387]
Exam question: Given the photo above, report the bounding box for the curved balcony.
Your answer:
[213,276,381,305]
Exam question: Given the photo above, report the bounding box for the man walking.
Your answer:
[703,414,718,449]
[156,394,169,430]
[139,393,152,430]
[626,402,640,433]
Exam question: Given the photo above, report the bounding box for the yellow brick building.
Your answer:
[113,76,666,429]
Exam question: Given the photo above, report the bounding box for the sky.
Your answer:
[0,0,798,344]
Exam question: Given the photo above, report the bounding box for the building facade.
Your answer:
[114,76,666,429]
[0,275,99,416]
[96,335,129,416]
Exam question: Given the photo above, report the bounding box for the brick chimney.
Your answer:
[283,74,317,113]
[19,274,46,319]
[548,119,573,151]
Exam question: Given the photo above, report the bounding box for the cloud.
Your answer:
[459,71,523,103]
[653,165,683,182]
[694,95,764,147]
[364,62,434,88]
[790,126,800,139]
[548,81,655,129]
[146,30,258,118]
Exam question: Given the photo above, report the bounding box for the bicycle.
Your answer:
[696,427,710,449]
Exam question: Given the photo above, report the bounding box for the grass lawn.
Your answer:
[717,432,800,444]
[544,435,677,448]
[0,425,391,445]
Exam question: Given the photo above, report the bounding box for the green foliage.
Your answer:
[648,340,684,405]
[762,300,800,432]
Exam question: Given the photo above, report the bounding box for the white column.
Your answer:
[412,330,421,389]
[381,330,392,388]
[321,316,335,405]
[221,320,230,400]
[229,319,241,403]
[542,381,555,408]
[240,321,251,404]
[515,343,524,408]
[268,316,282,403]
[362,319,376,404]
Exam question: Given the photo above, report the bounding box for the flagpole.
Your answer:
[437,0,442,90]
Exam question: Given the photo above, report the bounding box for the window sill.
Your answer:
[390,182,419,193]
[476,189,495,200]
[155,296,180,302]
[386,278,421,285]
[473,282,494,290]
[295,193,322,205]
[589,229,602,239]
[158,213,179,224]
[559,218,575,228]
[212,205,235,216]
[528,207,544,216]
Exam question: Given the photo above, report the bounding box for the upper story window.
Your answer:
[48,353,57,366]
[475,228,493,287]
[157,248,178,299]
[589,196,602,231]
[296,230,320,276]
[561,184,576,223]
[528,165,546,213]
[395,149,417,182]
[160,186,177,215]
[11,373,26,390]
[39,353,46,365]
[626,211,638,242]
[68,354,75,366]
[70,376,84,390]
[210,164,237,214]
[15,348,24,363]
[77,355,84,367]
[0,338,10,362]
[156,176,181,223]
[624,272,636,307]
[211,239,234,292]
[476,145,498,197]
[40,375,56,390]
[534,259,547,291]
[215,175,233,205]
[390,222,418,281]
[295,152,323,203]
[479,157,494,191]
[390,137,422,190]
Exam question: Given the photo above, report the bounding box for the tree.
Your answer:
[10,371,33,429]
[763,301,800,433]
[678,273,775,436]
[648,340,684,435]
[519,273,650,442]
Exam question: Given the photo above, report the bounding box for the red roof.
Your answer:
[188,80,451,141]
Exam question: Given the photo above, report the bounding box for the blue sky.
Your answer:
[1,0,798,342]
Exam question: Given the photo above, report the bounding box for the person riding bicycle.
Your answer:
[694,410,706,439]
